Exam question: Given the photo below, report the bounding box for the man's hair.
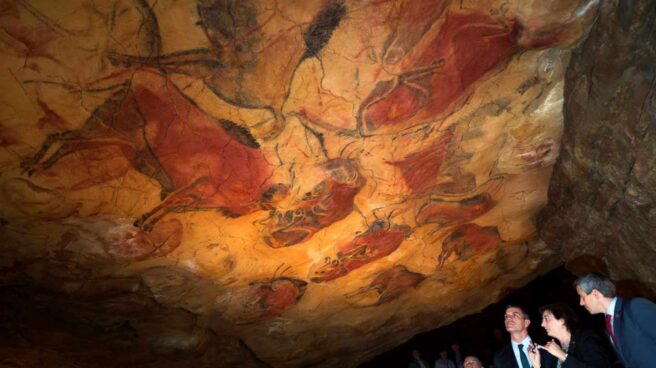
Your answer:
[506,304,530,319]
[573,273,616,297]
[539,303,579,332]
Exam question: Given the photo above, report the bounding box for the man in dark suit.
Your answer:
[494,305,555,368]
[450,343,465,368]
[574,273,656,368]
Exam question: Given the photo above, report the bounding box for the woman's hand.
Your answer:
[541,339,568,361]
[527,343,541,368]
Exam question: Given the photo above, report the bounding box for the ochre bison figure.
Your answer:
[261,158,365,248]
[310,219,410,283]
[345,265,426,306]
[22,69,278,231]
[243,277,308,321]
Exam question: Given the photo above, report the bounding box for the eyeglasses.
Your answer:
[503,312,525,320]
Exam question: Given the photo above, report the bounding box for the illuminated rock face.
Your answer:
[0,0,599,366]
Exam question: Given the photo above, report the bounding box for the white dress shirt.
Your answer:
[434,358,455,368]
[511,336,533,368]
[606,296,618,331]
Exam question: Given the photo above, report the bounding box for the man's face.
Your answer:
[504,307,530,333]
[464,357,483,368]
[576,286,603,314]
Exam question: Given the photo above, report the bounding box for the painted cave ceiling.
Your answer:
[4,0,647,367]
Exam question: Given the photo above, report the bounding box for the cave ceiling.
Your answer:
[0,0,602,367]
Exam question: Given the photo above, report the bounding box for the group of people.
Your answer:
[409,343,478,368]
[408,273,656,368]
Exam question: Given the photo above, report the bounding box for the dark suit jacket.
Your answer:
[609,297,656,368]
[561,329,610,368]
[494,341,556,368]
[408,358,430,368]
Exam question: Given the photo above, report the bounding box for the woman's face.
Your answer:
[541,310,566,337]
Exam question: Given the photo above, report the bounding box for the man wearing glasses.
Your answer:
[493,305,555,368]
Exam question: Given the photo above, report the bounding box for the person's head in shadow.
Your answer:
[463,356,483,368]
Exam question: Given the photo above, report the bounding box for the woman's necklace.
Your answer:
[557,343,570,368]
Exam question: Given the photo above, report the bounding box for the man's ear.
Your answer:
[525,318,531,328]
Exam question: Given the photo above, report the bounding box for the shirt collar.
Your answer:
[511,335,532,348]
[606,297,617,316]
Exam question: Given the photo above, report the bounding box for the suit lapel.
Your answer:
[613,298,626,363]
[539,346,555,368]
[507,344,519,368]
[569,331,578,357]
[508,341,553,368]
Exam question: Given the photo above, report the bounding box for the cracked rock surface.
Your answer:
[539,0,656,289]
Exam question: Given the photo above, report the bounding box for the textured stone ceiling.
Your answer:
[0,0,602,367]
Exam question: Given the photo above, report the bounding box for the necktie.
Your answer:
[518,344,531,368]
[605,314,617,346]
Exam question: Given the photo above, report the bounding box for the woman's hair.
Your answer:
[539,303,579,332]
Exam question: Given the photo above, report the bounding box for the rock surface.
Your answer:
[539,0,656,290]
[0,0,615,366]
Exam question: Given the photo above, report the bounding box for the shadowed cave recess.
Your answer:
[0,0,654,367]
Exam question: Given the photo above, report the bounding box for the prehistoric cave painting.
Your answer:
[416,193,497,227]
[0,0,609,364]
[357,10,520,136]
[437,223,503,268]
[431,165,478,195]
[21,69,278,231]
[1,178,81,220]
[386,128,454,194]
[0,0,65,62]
[261,158,365,248]
[512,140,555,166]
[495,137,557,173]
[381,0,448,65]
[345,265,426,306]
[0,126,18,147]
[59,217,183,261]
[104,218,183,260]
[356,3,597,137]
[243,276,308,321]
[310,219,410,283]
[108,0,346,139]
[415,175,505,227]
[303,0,347,59]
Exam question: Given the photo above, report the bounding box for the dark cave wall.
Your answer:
[540,0,656,288]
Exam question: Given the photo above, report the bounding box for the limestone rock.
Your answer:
[539,0,656,289]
